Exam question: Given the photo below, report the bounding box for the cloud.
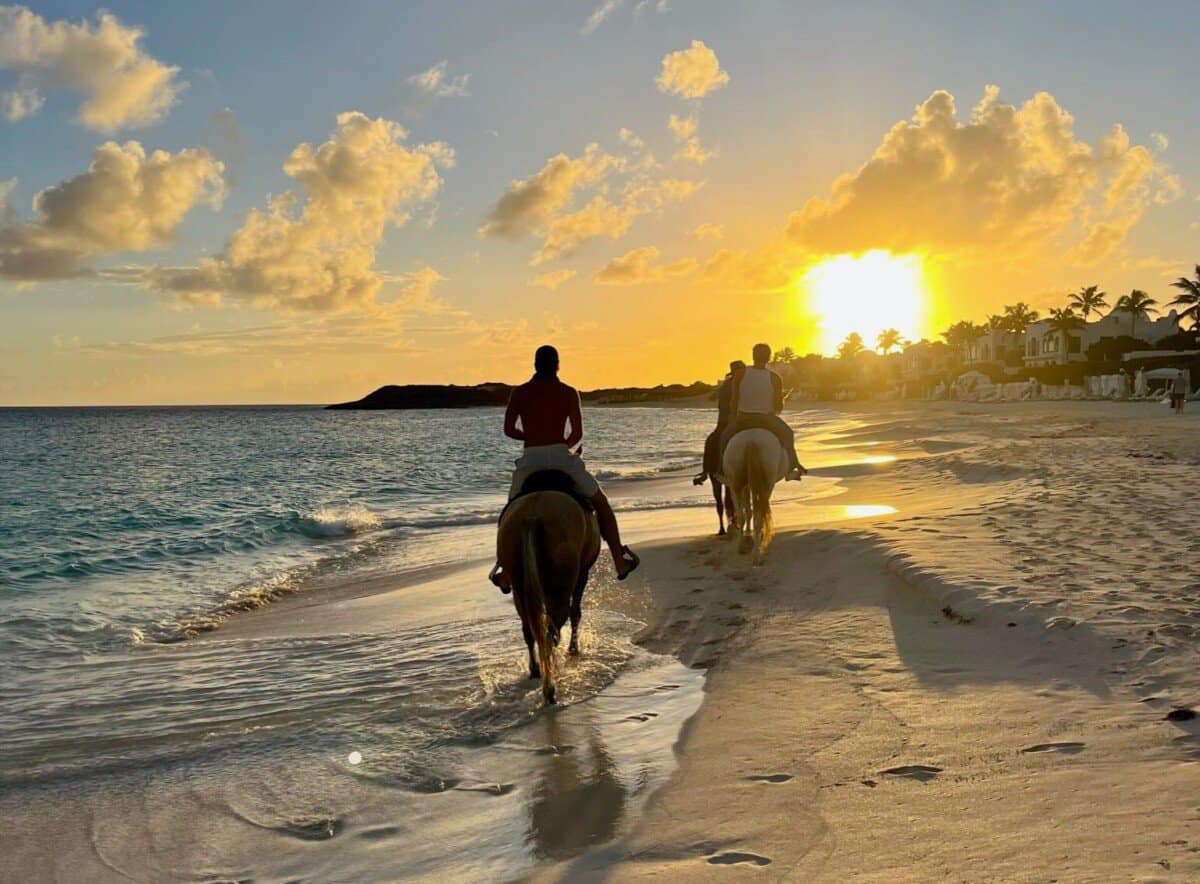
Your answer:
[0,141,224,281]
[582,0,623,34]
[479,143,621,240]
[531,269,576,290]
[656,40,728,100]
[618,127,644,151]
[595,245,697,285]
[533,196,636,265]
[691,222,724,241]
[407,60,469,110]
[386,265,450,313]
[668,113,713,165]
[482,140,699,265]
[0,5,184,131]
[699,246,791,291]
[785,86,1177,265]
[145,112,453,311]
[1,74,40,119]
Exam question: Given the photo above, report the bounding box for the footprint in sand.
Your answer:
[1020,742,1085,755]
[624,712,660,722]
[707,851,773,866]
[745,774,793,783]
[881,764,942,782]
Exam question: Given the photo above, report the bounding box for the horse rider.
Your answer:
[694,359,745,486]
[489,345,640,592]
[722,343,806,481]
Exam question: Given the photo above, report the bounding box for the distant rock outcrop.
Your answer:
[327,381,716,409]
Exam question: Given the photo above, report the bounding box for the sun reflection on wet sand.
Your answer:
[840,504,898,518]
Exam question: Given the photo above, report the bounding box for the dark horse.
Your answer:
[695,427,737,534]
[496,473,600,705]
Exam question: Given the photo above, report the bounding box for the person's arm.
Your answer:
[772,372,784,414]
[565,389,584,449]
[728,372,742,416]
[503,389,525,440]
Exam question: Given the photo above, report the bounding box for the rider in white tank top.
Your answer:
[737,366,774,414]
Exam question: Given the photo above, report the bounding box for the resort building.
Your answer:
[968,309,1184,368]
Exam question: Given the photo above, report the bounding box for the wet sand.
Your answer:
[542,400,1200,881]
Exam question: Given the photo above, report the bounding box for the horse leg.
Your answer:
[725,484,737,535]
[713,479,725,535]
[568,571,586,656]
[522,619,540,679]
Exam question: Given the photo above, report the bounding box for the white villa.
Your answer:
[970,308,1184,368]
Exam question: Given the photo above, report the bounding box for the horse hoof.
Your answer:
[544,689,557,706]
[529,667,541,680]
[568,645,580,657]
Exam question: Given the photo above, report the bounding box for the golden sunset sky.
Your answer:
[1,1,1196,404]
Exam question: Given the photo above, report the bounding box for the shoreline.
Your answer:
[5,400,1200,880]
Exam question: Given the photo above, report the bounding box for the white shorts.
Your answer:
[508,444,601,500]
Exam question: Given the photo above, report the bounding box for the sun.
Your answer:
[800,251,929,354]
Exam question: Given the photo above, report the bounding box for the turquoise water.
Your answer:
[0,405,736,785]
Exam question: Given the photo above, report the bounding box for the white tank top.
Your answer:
[738,367,774,414]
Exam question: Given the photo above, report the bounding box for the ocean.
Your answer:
[0,404,850,880]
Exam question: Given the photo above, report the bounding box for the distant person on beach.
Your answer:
[1172,370,1187,414]
[722,343,806,481]
[489,345,640,592]
[693,360,745,486]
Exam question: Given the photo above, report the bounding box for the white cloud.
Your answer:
[668,113,713,165]
[482,139,700,265]
[656,40,728,101]
[407,60,470,107]
[785,86,1178,266]
[582,0,623,34]
[146,112,453,311]
[1,74,41,120]
[0,5,184,131]
[0,141,224,281]
[595,245,697,285]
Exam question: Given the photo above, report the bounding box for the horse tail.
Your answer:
[521,517,557,704]
[748,438,774,548]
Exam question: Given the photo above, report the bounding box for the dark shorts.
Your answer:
[1172,393,1185,405]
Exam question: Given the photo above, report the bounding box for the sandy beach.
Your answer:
[540,399,1200,881]
[5,400,1200,882]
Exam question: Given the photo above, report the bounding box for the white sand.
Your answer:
[539,400,1200,881]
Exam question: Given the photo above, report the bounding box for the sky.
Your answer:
[1,0,1198,405]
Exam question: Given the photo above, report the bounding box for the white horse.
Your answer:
[721,428,788,564]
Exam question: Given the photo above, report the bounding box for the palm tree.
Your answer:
[1068,285,1108,321]
[940,320,983,363]
[1002,302,1039,336]
[876,328,902,354]
[773,346,798,364]
[1044,308,1085,365]
[987,314,1008,331]
[1114,289,1159,339]
[837,332,865,359]
[1167,265,1200,331]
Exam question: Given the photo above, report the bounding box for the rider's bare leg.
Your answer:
[589,490,635,578]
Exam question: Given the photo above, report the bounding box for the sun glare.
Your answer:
[801,251,929,354]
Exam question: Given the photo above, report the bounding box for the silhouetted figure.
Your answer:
[1172,370,1187,414]
[490,345,639,593]
[694,360,745,486]
[722,343,805,481]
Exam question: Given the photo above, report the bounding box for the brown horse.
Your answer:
[496,483,601,704]
[697,427,737,534]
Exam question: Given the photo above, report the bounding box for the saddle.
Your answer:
[497,469,595,524]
